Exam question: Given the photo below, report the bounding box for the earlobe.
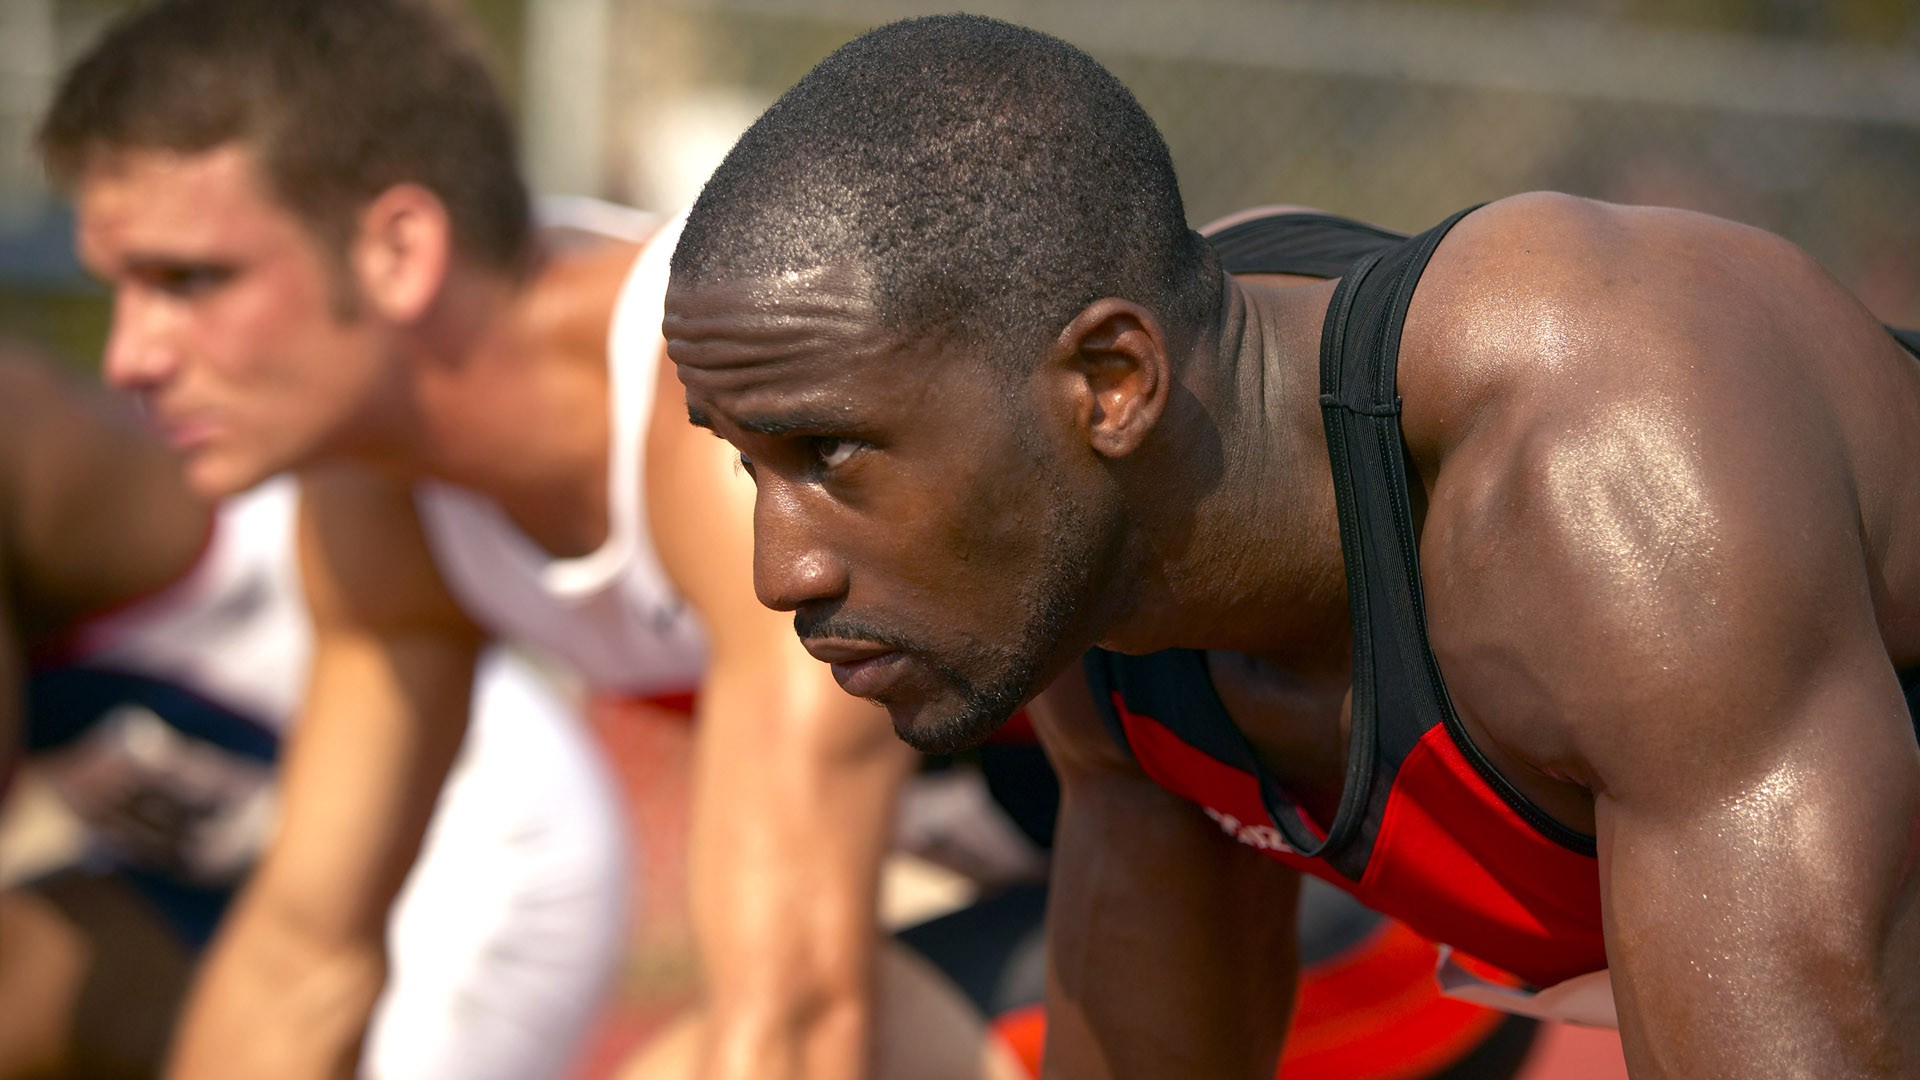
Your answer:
[1057,298,1172,459]
[352,185,452,323]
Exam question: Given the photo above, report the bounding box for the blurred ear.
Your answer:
[350,184,452,323]
[1051,298,1172,459]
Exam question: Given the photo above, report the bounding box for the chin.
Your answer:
[184,450,272,500]
[888,699,1014,755]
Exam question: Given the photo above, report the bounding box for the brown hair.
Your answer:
[38,0,532,275]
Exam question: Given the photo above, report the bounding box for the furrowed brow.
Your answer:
[738,415,833,437]
[688,404,857,438]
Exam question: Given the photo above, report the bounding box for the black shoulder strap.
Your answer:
[1082,649,1136,760]
[1888,325,1920,361]
[1084,211,1406,769]
[1320,205,1596,860]
[1292,206,1478,876]
[1210,212,1407,279]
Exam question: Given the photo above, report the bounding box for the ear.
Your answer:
[350,184,452,323]
[1051,298,1173,459]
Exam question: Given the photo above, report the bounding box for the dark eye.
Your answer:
[735,451,756,479]
[811,438,859,470]
[150,265,233,298]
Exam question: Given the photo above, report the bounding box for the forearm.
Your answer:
[697,981,872,1080]
[175,476,478,1080]
[685,676,912,1080]
[687,785,900,1080]
[166,893,387,1080]
[1041,880,1296,1080]
[1040,779,1300,1080]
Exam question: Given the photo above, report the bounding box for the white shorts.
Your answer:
[361,651,630,1080]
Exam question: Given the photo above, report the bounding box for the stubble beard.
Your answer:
[890,485,1115,755]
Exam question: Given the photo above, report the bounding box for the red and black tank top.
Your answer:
[1086,207,1608,989]
[1092,207,1920,989]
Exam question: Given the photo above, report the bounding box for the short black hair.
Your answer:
[673,14,1220,366]
[39,0,531,275]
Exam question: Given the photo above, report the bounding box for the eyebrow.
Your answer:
[120,253,237,276]
[686,403,859,437]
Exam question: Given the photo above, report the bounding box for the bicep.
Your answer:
[1595,640,1920,1075]
[3,360,205,631]
[1444,407,1920,1073]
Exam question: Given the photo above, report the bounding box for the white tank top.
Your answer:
[414,209,707,696]
[32,477,308,881]
[59,474,312,728]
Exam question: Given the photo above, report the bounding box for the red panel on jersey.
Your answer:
[1113,696,1604,988]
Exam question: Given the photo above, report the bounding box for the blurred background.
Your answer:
[2,2,1916,1077]
[5,0,1920,369]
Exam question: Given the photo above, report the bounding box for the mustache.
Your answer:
[793,605,922,654]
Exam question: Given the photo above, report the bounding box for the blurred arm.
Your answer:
[165,467,481,1080]
[0,346,210,824]
[649,391,917,1080]
[1029,664,1302,1080]
[0,350,207,645]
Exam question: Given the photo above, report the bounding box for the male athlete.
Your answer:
[0,344,622,1080]
[38,3,1020,1078]
[663,15,1920,1079]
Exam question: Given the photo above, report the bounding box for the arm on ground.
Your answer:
[1028,663,1302,1080]
[648,386,918,1080]
[165,466,481,1080]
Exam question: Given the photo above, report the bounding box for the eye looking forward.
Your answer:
[811,437,860,471]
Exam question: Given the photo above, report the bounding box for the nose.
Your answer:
[752,482,849,613]
[101,290,180,391]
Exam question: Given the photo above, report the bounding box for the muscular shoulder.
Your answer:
[298,464,477,640]
[1402,196,1889,788]
[1398,194,1856,444]
[524,240,643,364]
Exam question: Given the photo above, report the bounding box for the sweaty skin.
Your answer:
[0,348,209,1078]
[75,142,996,1080]
[667,192,1920,1078]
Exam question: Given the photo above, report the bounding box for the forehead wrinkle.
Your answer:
[665,266,886,374]
[666,311,881,373]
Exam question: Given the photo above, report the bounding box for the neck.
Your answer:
[393,245,633,557]
[1101,274,1351,668]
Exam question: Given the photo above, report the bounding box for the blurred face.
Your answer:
[76,145,393,497]
[667,267,1123,752]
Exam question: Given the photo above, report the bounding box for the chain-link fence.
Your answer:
[587,0,1920,326]
[7,0,1920,361]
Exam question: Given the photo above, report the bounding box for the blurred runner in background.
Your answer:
[38,3,1003,1077]
[0,344,622,1080]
